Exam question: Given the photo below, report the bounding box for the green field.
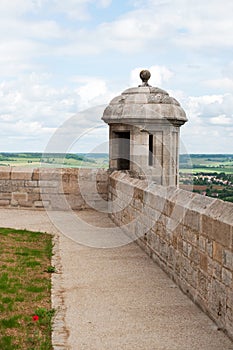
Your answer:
[0,153,109,169]
[179,154,233,174]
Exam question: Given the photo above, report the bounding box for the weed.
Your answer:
[45,266,56,273]
[26,285,46,293]
[0,335,18,350]
[15,296,24,302]
[2,297,13,304]
[0,315,20,328]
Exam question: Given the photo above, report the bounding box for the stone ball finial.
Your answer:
[139,70,151,87]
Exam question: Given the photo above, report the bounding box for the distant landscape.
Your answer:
[0,153,232,203]
[179,154,233,203]
[0,152,109,169]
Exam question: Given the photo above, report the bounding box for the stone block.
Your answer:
[96,182,108,194]
[169,203,186,226]
[24,180,38,187]
[212,219,232,248]
[11,168,33,180]
[188,245,200,266]
[39,180,59,188]
[0,180,24,192]
[0,169,10,180]
[60,180,80,195]
[213,242,223,264]
[34,200,50,208]
[62,172,78,183]
[177,237,183,253]
[211,260,222,281]
[190,194,215,214]
[227,288,233,309]
[199,235,206,252]
[163,199,175,217]
[183,226,198,246]
[222,267,232,287]
[143,205,160,221]
[0,199,10,206]
[206,239,213,258]
[11,199,18,207]
[198,270,209,299]
[15,200,33,208]
[200,253,208,272]
[170,188,195,209]
[0,192,11,200]
[96,170,109,182]
[167,245,175,267]
[28,193,41,202]
[133,187,144,202]
[109,177,117,189]
[201,214,213,237]
[12,192,28,202]
[159,238,168,261]
[184,209,200,231]
[132,198,143,212]
[36,168,62,181]
[151,195,167,213]
[209,279,226,321]
[32,169,40,181]
[206,200,233,226]
[223,249,233,270]
[78,168,96,181]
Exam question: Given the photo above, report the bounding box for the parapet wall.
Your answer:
[0,167,109,211]
[109,171,233,339]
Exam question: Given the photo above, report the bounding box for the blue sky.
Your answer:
[0,0,232,154]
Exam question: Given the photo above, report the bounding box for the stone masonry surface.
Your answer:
[109,171,233,341]
[0,167,108,210]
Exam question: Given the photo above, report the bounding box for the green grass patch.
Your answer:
[0,227,54,349]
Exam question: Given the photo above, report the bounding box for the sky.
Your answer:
[0,0,232,154]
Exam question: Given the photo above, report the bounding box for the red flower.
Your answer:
[32,315,39,322]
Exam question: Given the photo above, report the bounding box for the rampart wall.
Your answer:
[109,171,233,340]
[0,167,108,210]
[0,167,233,340]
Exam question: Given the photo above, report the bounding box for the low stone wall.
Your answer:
[109,171,233,340]
[0,167,109,211]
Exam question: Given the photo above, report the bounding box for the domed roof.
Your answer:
[102,70,187,126]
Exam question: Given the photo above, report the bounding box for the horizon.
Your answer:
[1,152,233,156]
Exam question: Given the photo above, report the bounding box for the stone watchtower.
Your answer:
[102,70,187,186]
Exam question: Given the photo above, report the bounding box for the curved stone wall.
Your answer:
[109,171,233,340]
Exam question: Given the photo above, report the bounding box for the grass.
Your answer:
[180,167,233,174]
[0,227,54,350]
[0,154,108,168]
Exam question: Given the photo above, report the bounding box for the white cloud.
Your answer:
[204,78,233,92]
[0,0,33,17]
[0,73,115,151]
[131,65,173,87]
[74,0,233,55]
[210,115,233,126]
[35,0,112,20]
[180,92,233,153]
